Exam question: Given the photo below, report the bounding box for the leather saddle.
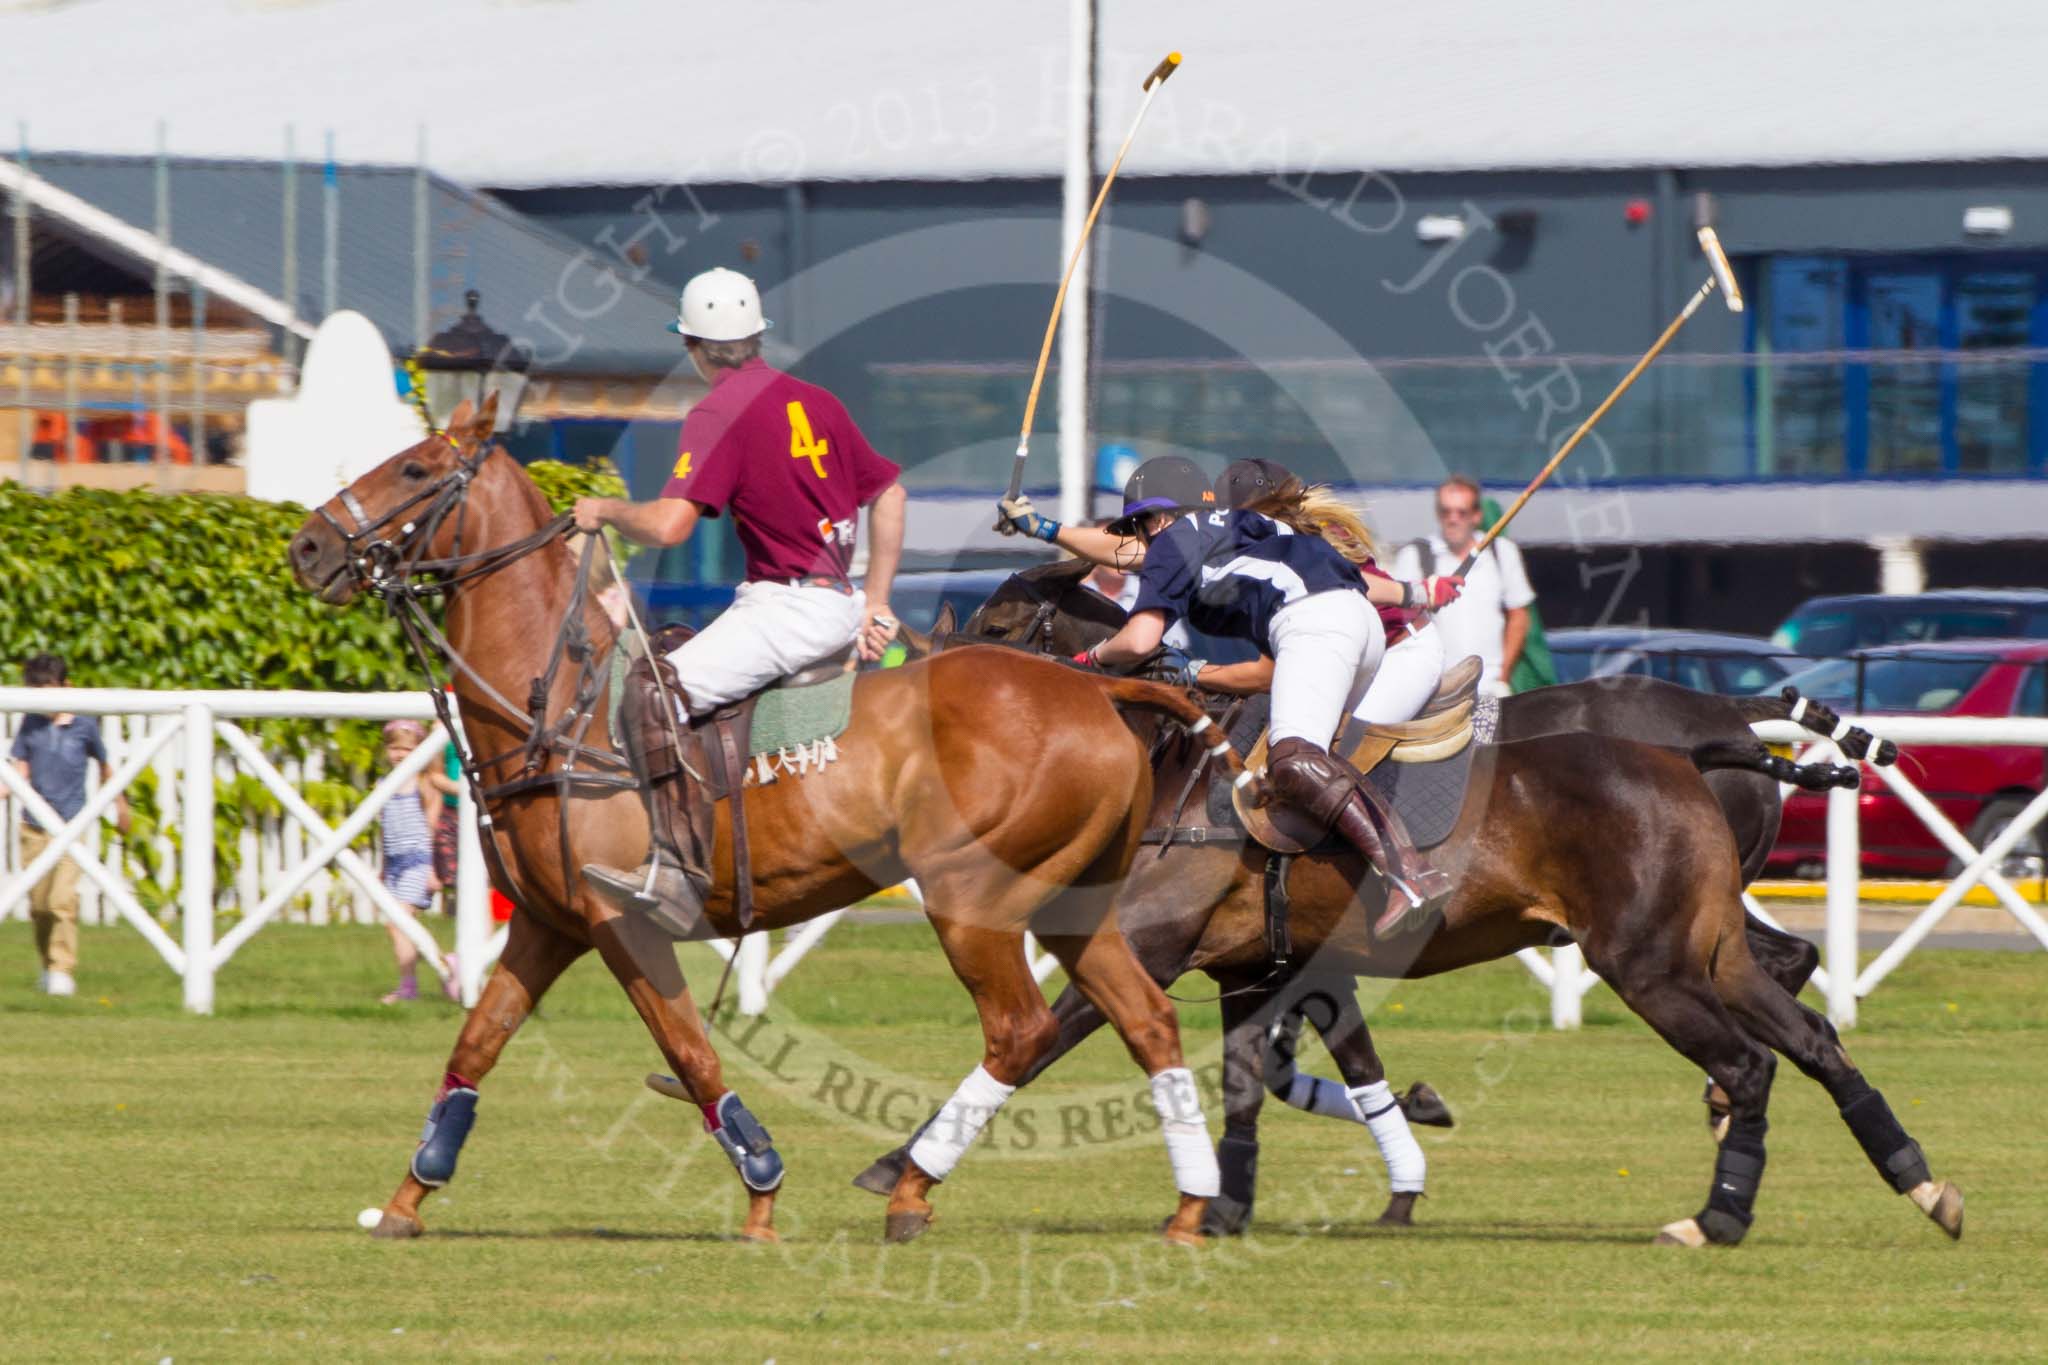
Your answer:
[1231,654,1483,855]
[621,624,857,929]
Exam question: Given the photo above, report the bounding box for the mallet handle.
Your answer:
[1006,52,1182,503]
[1453,276,1718,577]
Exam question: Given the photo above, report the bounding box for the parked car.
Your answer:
[1766,640,2048,878]
[1772,590,2048,658]
[1546,628,1801,696]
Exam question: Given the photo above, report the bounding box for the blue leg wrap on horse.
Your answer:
[1697,1118,1767,1245]
[410,1087,479,1188]
[1840,1086,1930,1193]
[710,1092,784,1193]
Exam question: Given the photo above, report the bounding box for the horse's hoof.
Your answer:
[851,1153,907,1197]
[1911,1180,1964,1240]
[369,1211,424,1241]
[738,1225,781,1245]
[1653,1217,1707,1248]
[1160,1193,1207,1247]
[1199,1195,1250,1238]
[1399,1082,1455,1129]
[1377,1191,1419,1227]
[884,1210,932,1244]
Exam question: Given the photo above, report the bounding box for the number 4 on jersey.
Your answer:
[788,400,829,478]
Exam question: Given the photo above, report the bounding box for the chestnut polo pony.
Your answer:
[287,397,1244,1245]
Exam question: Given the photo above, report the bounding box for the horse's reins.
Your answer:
[319,436,638,921]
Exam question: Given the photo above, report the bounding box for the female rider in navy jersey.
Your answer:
[999,457,1462,933]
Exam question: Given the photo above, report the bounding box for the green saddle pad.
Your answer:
[748,668,857,757]
[607,651,855,776]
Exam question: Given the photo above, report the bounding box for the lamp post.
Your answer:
[409,289,531,432]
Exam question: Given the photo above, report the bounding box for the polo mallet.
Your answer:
[998,51,1182,521]
[1449,226,1745,577]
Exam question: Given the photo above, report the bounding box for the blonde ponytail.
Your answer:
[1247,479,1383,565]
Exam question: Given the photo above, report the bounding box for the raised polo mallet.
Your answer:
[1000,52,1182,517]
[1449,225,1745,577]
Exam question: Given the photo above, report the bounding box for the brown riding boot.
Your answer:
[1268,737,1453,938]
[582,644,712,935]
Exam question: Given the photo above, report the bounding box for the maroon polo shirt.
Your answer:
[660,358,900,583]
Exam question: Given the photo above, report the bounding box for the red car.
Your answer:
[1768,640,2048,878]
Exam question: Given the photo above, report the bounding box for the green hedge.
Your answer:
[1,458,626,910]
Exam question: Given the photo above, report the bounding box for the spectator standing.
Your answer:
[377,719,457,1005]
[9,653,127,997]
[1392,475,1536,698]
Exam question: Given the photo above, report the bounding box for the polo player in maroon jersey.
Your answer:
[574,267,906,924]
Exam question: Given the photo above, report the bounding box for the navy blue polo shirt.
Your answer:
[1130,509,1365,656]
[10,714,106,830]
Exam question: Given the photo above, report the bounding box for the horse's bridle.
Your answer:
[317,437,638,921]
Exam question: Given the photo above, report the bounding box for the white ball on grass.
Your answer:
[357,1206,385,1231]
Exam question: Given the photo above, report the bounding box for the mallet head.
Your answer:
[1697,226,1744,313]
[1144,52,1183,90]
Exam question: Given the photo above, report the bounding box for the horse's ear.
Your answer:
[471,390,500,443]
[932,601,956,642]
[445,397,477,434]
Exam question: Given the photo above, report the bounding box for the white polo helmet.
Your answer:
[668,267,772,341]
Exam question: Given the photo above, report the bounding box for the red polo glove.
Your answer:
[1423,575,1463,609]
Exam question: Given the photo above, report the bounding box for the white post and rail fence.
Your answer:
[1526,714,2048,1030]
[4,688,2042,1022]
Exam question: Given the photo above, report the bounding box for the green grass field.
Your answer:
[3,918,2044,1361]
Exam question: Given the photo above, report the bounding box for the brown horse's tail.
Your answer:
[1093,677,1268,803]
[1730,686,1897,766]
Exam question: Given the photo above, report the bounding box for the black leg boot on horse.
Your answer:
[1267,737,1453,936]
[583,635,715,935]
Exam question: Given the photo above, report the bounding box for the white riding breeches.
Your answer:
[667,580,864,715]
[1352,624,1445,727]
[1266,589,1386,748]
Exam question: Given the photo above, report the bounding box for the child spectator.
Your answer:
[377,719,456,1004]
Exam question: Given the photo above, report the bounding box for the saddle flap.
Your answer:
[1341,698,1475,765]
[1230,698,1473,853]
[1421,655,1482,717]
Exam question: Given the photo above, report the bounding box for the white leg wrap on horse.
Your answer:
[1285,1072,1366,1123]
[907,1064,1016,1182]
[1348,1080,1426,1193]
[1149,1067,1220,1198]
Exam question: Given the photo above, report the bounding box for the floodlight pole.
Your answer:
[1057,0,1097,527]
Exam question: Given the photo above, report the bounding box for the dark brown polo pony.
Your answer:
[287,400,1246,1245]
[868,565,1962,1247]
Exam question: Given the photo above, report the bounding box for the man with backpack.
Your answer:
[1392,475,1539,698]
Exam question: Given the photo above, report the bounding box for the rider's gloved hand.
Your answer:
[1425,575,1464,609]
[1403,575,1464,611]
[994,494,1061,542]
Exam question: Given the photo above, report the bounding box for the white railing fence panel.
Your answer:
[0,687,484,1014]
[4,692,2039,1023]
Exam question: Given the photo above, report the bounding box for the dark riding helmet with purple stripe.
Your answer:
[1105,455,1215,536]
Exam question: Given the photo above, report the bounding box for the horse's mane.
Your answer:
[962,557,1126,642]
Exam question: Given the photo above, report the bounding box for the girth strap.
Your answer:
[1138,825,1244,845]
[1264,852,1294,967]
[703,704,757,931]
